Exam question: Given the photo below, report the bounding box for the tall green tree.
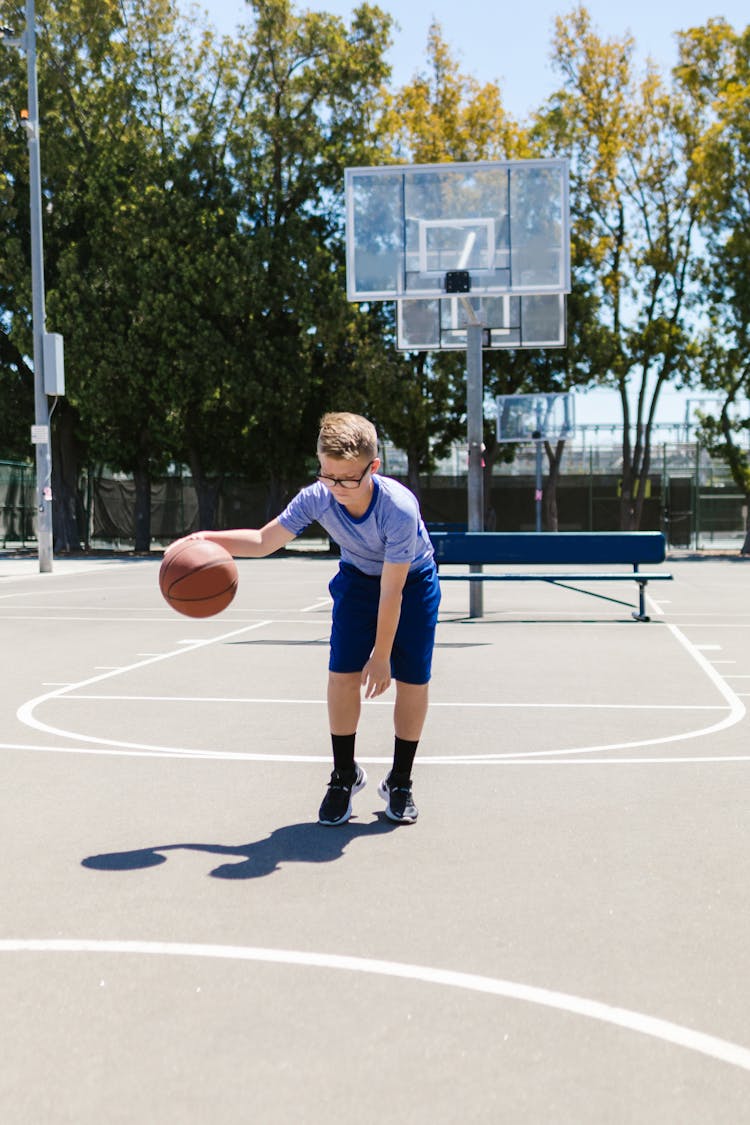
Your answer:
[219,0,394,516]
[44,0,236,549]
[385,20,525,164]
[3,0,394,547]
[371,23,525,505]
[675,20,750,553]
[381,22,598,528]
[0,4,42,462]
[535,5,703,530]
[0,0,233,547]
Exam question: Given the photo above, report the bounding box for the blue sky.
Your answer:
[207,0,747,120]
[203,2,748,426]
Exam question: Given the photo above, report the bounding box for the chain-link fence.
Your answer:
[1,444,747,551]
[0,461,36,547]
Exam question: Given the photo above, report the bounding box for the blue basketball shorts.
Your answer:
[328,561,441,684]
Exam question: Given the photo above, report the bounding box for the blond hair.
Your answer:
[317,412,378,461]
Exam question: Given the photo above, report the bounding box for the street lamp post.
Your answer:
[2,0,54,572]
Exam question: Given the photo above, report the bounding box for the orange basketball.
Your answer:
[159,538,238,618]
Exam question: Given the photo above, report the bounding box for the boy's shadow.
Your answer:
[82,815,399,881]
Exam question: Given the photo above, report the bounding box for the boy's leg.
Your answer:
[327,671,363,736]
[328,669,361,772]
[379,680,429,824]
[393,681,429,742]
[318,671,367,826]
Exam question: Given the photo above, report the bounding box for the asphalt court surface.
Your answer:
[1,550,750,1123]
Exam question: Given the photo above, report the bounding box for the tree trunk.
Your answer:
[543,439,565,532]
[133,460,152,552]
[265,477,291,524]
[187,445,221,531]
[717,403,750,555]
[405,449,421,500]
[632,442,652,529]
[51,399,84,552]
[620,451,652,531]
[619,457,639,531]
[482,439,499,530]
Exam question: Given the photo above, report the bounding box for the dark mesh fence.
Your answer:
[0,461,36,547]
[1,451,746,551]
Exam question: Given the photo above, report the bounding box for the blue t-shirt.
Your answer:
[278,475,434,576]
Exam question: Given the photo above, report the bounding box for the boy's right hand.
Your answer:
[163,532,206,559]
[361,654,392,699]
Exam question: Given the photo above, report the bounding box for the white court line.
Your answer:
[301,598,331,613]
[2,939,750,1074]
[0,615,265,623]
[0,580,152,600]
[0,740,227,760]
[13,622,747,765]
[57,695,726,711]
[5,741,750,765]
[0,604,168,610]
[665,624,750,628]
[16,621,273,754]
[454,625,745,762]
[656,614,750,619]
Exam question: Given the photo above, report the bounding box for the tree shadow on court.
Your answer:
[82,815,400,881]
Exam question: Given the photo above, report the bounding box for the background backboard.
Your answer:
[345,159,570,301]
[397,293,566,351]
[496,392,576,443]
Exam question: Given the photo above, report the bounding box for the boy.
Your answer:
[187,412,440,826]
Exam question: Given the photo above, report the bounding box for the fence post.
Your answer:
[694,442,701,549]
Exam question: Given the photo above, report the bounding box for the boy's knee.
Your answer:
[328,671,362,692]
[395,679,429,692]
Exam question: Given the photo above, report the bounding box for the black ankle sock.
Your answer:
[331,733,356,773]
[392,737,419,778]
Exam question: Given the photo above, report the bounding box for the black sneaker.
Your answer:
[318,764,367,826]
[378,771,418,824]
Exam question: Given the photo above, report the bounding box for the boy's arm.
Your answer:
[183,519,295,558]
[361,560,411,699]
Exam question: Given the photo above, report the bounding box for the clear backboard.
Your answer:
[345,159,570,301]
[496,392,576,443]
[397,294,566,351]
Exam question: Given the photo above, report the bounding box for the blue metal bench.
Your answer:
[429,531,673,621]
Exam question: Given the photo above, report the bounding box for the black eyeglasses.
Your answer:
[315,460,374,490]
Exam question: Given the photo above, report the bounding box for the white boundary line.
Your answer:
[15,621,272,755]
[2,938,750,1073]
[4,741,750,765]
[12,617,748,764]
[56,696,726,711]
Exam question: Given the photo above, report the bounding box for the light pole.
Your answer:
[2,1,54,572]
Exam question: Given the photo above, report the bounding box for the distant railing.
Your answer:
[0,448,746,553]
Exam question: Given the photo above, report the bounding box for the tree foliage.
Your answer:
[1,0,394,546]
[373,24,531,504]
[534,5,703,530]
[675,20,750,550]
[1,4,749,548]
[218,0,394,513]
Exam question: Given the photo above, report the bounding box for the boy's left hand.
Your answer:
[361,656,391,698]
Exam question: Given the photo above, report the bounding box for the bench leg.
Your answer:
[632,580,650,622]
[469,564,483,618]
